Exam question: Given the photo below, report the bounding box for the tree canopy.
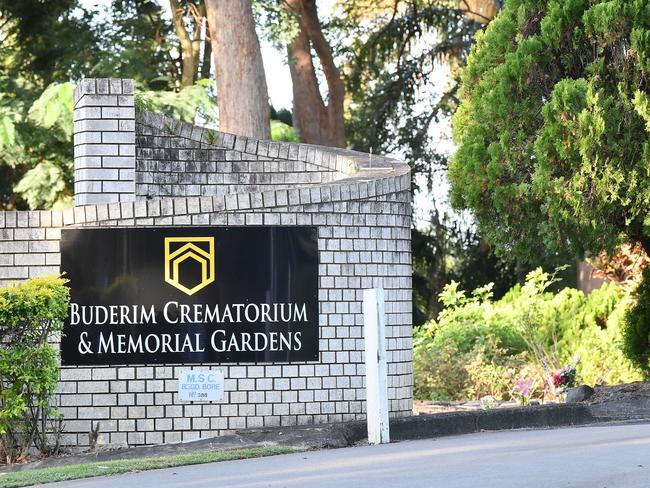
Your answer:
[0,0,520,322]
[449,0,650,262]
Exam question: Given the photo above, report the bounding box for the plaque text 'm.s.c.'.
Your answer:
[60,227,319,365]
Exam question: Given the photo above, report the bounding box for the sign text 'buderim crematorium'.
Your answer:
[60,227,319,365]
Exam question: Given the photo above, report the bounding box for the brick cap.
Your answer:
[74,78,134,105]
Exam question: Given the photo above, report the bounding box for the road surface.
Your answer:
[50,423,650,488]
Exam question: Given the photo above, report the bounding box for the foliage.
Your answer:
[414,269,642,400]
[12,83,75,210]
[622,268,650,379]
[0,0,205,211]
[270,106,293,127]
[26,83,75,139]
[94,0,177,90]
[338,1,483,184]
[253,0,300,49]
[0,82,75,210]
[449,0,650,377]
[412,208,520,323]
[414,340,469,400]
[414,333,529,401]
[0,275,69,463]
[0,0,100,87]
[271,120,299,142]
[464,338,528,399]
[589,243,650,288]
[450,0,650,263]
[0,78,216,211]
[135,79,217,124]
[432,282,528,354]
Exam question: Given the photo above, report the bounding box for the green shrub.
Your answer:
[414,333,530,402]
[430,282,527,356]
[557,283,640,385]
[413,340,469,401]
[270,120,299,142]
[464,338,529,401]
[622,269,650,379]
[0,275,69,463]
[414,269,642,401]
[576,298,641,385]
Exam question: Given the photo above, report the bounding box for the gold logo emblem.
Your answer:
[164,237,215,295]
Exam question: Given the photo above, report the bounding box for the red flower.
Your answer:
[552,372,563,387]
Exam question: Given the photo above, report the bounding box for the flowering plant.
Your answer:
[513,377,536,405]
[548,363,577,396]
[480,395,498,410]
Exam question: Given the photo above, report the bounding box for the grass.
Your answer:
[0,446,297,488]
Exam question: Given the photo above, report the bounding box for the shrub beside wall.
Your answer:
[414,270,642,401]
[0,275,69,463]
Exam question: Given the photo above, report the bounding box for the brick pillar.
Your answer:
[73,78,136,206]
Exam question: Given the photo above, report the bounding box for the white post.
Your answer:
[363,288,390,445]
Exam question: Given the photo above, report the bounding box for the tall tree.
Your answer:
[96,0,176,89]
[169,0,209,88]
[449,0,650,262]
[286,0,345,147]
[205,0,271,139]
[449,0,650,370]
[341,1,482,181]
[332,1,491,320]
[0,0,215,210]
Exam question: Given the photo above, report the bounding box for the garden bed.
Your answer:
[415,382,650,420]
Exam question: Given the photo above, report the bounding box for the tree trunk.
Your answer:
[286,0,345,147]
[197,2,211,80]
[170,0,199,88]
[200,29,212,80]
[205,0,271,139]
[459,0,498,24]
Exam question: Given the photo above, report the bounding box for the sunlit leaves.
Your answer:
[27,82,74,140]
[450,0,650,263]
[0,112,16,150]
[14,161,70,210]
[136,79,217,125]
[271,120,299,142]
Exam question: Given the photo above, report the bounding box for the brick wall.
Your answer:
[0,78,412,448]
[135,111,350,199]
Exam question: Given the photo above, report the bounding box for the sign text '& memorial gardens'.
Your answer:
[60,226,319,365]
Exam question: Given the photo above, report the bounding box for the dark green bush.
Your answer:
[0,275,69,463]
[622,270,650,379]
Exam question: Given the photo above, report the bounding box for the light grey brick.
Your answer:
[0,267,28,279]
[77,119,119,132]
[77,168,120,181]
[101,107,134,119]
[103,181,134,193]
[102,132,135,144]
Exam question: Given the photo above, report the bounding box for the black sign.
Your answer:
[60,227,319,365]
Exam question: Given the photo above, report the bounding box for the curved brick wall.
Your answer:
[0,78,412,448]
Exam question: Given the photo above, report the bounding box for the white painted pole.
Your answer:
[363,288,390,445]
